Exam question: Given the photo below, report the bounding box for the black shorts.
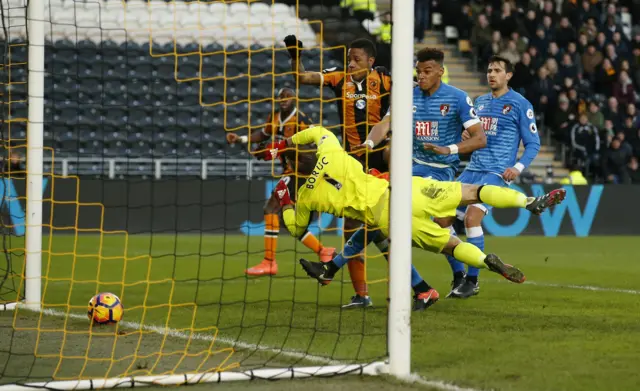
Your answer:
[357,139,389,173]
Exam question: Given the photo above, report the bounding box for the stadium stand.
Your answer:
[3,0,369,178]
[426,0,640,183]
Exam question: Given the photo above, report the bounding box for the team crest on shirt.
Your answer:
[502,104,512,115]
[370,80,377,88]
[356,99,366,110]
[440,104,450,116]
[413,106,417,113]
[478,105,485,111]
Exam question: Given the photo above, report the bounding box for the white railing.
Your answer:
[45,157,284,179]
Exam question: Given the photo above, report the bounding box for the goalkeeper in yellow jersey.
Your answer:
[258,126,566,304]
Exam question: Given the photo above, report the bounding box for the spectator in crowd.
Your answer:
[531,27,549,54]
[548,41,562,63]
[613,70,637,106]
[580,18,599,43]
[603,14,623,42]
[511,52,535,93]
[602,119,616,145]
[571,113,601,175]
[511,31,527,54]
[578,1,599,26]
[456,3,474,40]
[566,42,582,71]
[582,44,603,80]
[626,103,639,128]
[603,137,632,183]
[498,2,519,38]
[628,157,640,184]
[523,9,538,38]
[552,94,576,149]
[541,0,558,25]
[528,46,544,70]
[604,96,623,129]
[544,58,561,86]
[612,32,629,58]
[542,15,555,41]
[605,44,620,68]
[587,101,605,130]
[499,40,521,64]
[622,117,637,141]
[595,31,607,52]
[560,53,579,81]
[557,17,577,49]
[577,32,589,53]
[595,58,617,96]
[471,13,493,66]
[530,66,555,113]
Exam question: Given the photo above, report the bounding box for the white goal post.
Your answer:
[1,0,417,387]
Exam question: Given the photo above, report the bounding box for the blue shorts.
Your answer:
[456,170,509,216]
[412,163,456,181]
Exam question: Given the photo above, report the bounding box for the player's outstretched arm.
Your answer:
[284,35,322,86]
[359,114,390,151]
[453,122,486,154]
[226,129,268,146]
[289,126,340,147]
[423,122,486,155]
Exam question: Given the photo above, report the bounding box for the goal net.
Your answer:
[0,0,416,388]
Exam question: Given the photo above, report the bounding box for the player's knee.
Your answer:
[464,207,485,227]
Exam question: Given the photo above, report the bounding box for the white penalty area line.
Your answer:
[490,280,640,295]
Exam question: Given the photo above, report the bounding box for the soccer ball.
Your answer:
[87,292,124,324]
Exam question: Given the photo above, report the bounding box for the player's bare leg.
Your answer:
[245,194,281,276]
[441,235,525,283]
[341,218,371,309]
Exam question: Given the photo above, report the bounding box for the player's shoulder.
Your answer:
[507,89,533,107]
[296,110,312,124]
[440,83,474,105]
[373,66,391,77]
[322,66,344,74]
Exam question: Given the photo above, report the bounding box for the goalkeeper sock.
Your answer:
[478,185,528,209]
[300,231,323,254]
[465,226,484,282]
[452,242,487,269]
[263,213,279,262]
[444,226,466,274]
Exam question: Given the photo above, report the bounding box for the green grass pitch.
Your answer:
[1,235,639,391]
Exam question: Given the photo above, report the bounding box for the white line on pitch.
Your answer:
[39,308,340,365]
[409,374,484,391]
[37,309,484,391]
[489,280,640,295]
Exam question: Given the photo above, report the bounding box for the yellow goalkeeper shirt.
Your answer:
[282,126,390,237]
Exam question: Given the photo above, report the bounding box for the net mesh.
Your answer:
[0,0,388,386]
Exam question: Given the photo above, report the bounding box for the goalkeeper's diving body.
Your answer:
[263,126,566,301]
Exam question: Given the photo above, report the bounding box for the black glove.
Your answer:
[283,35,303,61]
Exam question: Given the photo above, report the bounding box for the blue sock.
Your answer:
[333,226,379,268]
[375,237,424,288]
[445,226,465,274]
[465,227,484,280]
